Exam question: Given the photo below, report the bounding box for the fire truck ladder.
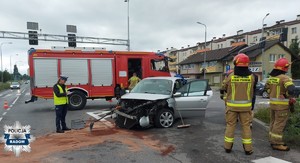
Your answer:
[0,31,128,46]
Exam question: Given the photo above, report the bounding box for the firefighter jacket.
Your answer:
[265,74,294,110]
[224,73,255,112]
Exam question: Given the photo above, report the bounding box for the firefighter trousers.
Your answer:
[224,109,252,152]
[269,109,289,145]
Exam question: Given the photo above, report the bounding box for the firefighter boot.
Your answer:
[243,145,253,155]
[224,144,233,153]
[271,144,290,151]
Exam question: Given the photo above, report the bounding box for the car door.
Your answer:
[174,80,209,118]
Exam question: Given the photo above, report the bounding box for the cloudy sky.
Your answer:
[0,0,299,74]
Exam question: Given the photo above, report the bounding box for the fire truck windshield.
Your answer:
[151,59,169,72]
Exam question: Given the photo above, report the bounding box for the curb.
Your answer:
[253,118,269,132]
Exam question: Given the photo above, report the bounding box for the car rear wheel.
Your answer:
[262,91,269,98]
[68,91,87,110]
[155,109,174,128]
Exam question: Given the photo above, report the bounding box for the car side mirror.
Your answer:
[173,92,181,97]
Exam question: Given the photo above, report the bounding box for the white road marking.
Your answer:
[0,117,2,122]
[12,96,19,105]
[7,108,11,111]
[0,94,3,96]
[21,89,26,94]
[86,110,111,119]
[25,93,30,96]
[2,112,7,116]
[3,94,12,98]
[252,156,291,163]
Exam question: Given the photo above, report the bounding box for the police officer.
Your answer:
[265,58,296,151]
[222,53,257,155]
[53,75,71,133]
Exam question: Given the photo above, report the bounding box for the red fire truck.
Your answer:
[25,47,171,110]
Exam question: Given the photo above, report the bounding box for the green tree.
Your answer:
[290,37,300,79]
[0,70,12,82]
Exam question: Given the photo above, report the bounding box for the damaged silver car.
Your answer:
[113,77,211,129]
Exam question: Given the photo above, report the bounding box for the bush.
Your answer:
[254,101,300,145]
[284,105,300,145]
[254,107,270,124]
[0,82,10,91]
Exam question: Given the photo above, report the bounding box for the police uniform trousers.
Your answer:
[55,104,68,130]
[225,107,252,151]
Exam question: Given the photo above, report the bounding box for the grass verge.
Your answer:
[0,82,10,92]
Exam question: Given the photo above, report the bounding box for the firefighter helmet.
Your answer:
[274,58,290,72]
[233,53,249,67]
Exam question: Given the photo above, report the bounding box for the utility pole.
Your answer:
[197,22,207,79]
[0,42,12,83]
[125,0,130,51]
[261,13,270,80]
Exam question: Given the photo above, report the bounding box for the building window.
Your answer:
[217,44,220,49]
[292,27,297,34]
[269,54,276,62]
[253,36,257,42]
[278,54,285,59]
[221,44,223,48]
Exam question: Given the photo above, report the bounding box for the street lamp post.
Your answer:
[124,0,130,51]
[0,42,13,83]
[197,22,207,79]
[261,13,270,80]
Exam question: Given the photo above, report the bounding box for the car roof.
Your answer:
[143,77,181,82]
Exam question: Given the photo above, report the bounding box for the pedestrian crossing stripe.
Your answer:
[252,156,291,163]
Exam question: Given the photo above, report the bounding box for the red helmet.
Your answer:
[233,53,249,67]
[274,58,290,72]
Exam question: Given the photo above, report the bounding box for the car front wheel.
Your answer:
[262,91,269,98]
[155,109,174,128]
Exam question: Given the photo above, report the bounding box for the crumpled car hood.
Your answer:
[121,93,171,101]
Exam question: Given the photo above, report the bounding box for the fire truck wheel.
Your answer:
[68,91,87,110]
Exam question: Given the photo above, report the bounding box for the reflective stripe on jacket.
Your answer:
[266,75,293,107]
[53,84,68,105]
[225,74,254,111]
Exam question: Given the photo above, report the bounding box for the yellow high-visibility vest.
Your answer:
[226,75,253,108]
[53,84,68,105]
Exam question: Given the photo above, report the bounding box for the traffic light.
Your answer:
[68,34,76,47]
[28,31,38,45]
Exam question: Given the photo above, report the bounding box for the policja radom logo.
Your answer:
[0,121,35,157]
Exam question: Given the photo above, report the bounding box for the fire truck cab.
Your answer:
[26,47,171,110]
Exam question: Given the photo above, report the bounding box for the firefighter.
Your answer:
[220,69,233,105]
[265,58,296,151]
[223,53,257,155]
[53,75,71,133]
[250,74,258,128]
[128,72,141,91]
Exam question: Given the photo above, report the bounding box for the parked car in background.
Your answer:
[10,82,20,89]
[256,82,269,98]
[114,77,211,129]
[293,80,300,97]
[24,80,29,84]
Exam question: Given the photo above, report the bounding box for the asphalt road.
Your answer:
[0,84,299,163]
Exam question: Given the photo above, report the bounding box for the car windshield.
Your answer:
[12,82,19,85]
[131,79,173,95]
